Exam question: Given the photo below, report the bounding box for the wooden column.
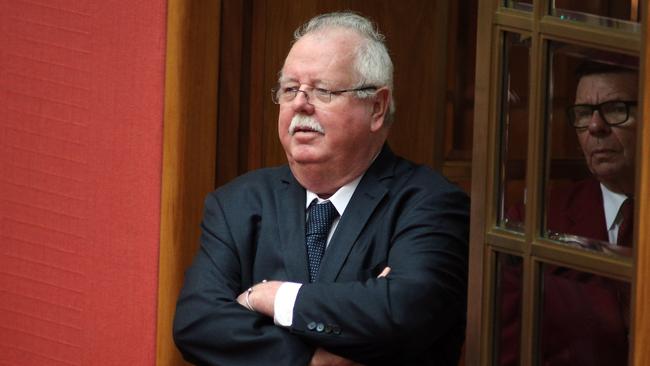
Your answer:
[157,1,220,365]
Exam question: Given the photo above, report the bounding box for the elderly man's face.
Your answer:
[277,30,385,182]
[574,72,638,193]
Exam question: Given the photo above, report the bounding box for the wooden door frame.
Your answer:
[464,0,493,363]
[632,2,650,364]
[156,1,221,365]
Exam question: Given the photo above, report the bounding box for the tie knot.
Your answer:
[305,200,338,282]
[306,201,338,235]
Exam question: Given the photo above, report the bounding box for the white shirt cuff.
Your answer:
[273,282,302,327]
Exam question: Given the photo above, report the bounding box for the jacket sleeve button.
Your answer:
[316,323,325,332]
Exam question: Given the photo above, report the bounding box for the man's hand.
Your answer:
[237,268,389,316]
[236,280,282,317]
[309,347,365,366]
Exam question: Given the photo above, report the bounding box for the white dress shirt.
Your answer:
[273,175,363,327]
[600,183,630,244]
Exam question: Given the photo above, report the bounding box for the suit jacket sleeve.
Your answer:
[291,180,469,365]
[173,193,314,366]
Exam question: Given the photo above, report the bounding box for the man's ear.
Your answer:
[370,87,390,132]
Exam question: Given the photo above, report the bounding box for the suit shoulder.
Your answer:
[379,156,470,218]
[549,177,601,211]
[208,165,289,202]
[395,157,466,196]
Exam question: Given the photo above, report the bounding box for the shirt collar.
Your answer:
[600,183,629,230]
[305,174,363,216]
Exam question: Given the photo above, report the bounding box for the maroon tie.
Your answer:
[616,198,634,331]
[617,198,634,247]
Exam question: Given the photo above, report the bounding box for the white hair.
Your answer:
[291,12,395,124]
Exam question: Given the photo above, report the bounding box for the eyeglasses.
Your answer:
[566,101,637,128]
[271,85,377,105]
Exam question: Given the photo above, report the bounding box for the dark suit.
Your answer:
[501,178,628,366]
[173,146,470,366]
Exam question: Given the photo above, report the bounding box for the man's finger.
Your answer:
[377,266,391,278]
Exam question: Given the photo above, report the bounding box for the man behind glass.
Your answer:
[173,12,470,366]
[502,61,637,365]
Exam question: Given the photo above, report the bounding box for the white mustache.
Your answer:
[288,114,324,135]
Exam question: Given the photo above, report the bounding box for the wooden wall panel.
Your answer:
[215,0,250,187]
[157,1,220,365]
[443,0,477,191]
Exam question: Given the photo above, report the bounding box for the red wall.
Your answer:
[0,0,167,364]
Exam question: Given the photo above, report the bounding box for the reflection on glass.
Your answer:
[504,0,532,12]
[544,43,638,256]
[498,32,530,232]
[494,253,523,366]
[550,0,641,31]
[539,264,630,365]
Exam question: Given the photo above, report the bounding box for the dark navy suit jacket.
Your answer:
[173,146,470,366]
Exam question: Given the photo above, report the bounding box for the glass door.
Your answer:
[466,0,648,365]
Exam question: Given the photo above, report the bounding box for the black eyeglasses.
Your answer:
[271,85,377,105]
[566,101,637,128]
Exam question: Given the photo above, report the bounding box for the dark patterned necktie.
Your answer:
[617,198,634,247]
[305,201,338,282]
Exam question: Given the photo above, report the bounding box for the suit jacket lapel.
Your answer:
[275,168,310,282]
[317,146,395,282]
[565,178,609,242]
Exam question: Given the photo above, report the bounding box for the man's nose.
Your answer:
[587,110,611,135]
[291,90,315,114]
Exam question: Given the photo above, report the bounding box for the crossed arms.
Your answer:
[173,172,469,365]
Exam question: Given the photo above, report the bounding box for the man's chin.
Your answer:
[286,145,326,162]
[591,160,624,173]
[591,164,633,185]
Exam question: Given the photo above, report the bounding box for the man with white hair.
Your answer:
[174,12,469,365]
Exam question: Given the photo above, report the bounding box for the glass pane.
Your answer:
[504,0,532,12]
[493,253,523,365]
[498,33,530,232]
[544,43,638,257]
[550,0,641,30]
[539,264,630,365]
